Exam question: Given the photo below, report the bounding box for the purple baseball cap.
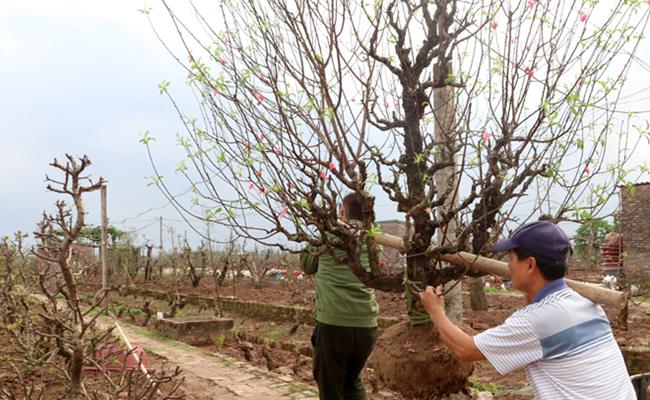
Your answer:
[492,221,570,262]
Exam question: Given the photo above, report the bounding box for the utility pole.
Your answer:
[170,226,176,254]
[100,185,109,303]
[159,216,164,256]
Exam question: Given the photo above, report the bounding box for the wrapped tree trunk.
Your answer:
[434,62,463,323]
[469,277,488,311]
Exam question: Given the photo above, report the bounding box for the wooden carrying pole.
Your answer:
[373,231,628,309]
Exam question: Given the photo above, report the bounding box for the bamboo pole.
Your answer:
[371,232,628,309]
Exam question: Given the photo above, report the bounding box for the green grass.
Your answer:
[470,378,502,394]
[267,329,282,341]
[229,321,246,337]
[220,358,235,366]
[631,295,650,306]
[128,306,143,316]
[484,286,523,296]
[214,334,226,351]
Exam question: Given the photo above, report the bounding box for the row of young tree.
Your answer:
[79,235,301,289]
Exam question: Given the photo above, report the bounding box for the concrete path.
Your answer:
[99,318,319,400]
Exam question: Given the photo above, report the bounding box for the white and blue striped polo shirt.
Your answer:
[474,279,635,399]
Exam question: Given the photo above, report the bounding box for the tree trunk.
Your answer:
[144,244,153,281]
[434,62,462,323]
[68,323,84,399]
[469,277,488,311]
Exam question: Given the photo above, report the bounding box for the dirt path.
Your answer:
[98,318,319,400]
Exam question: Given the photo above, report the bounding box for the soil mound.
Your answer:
[370,321,474,399]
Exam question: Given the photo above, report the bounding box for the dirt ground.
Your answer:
[0,329,189,399]
[82,264,650,399]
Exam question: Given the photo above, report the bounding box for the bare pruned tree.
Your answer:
[1,156,188,399]
[240,247,273,289]
[31,155,107,399]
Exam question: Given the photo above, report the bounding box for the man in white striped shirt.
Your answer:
[419,221,635,399]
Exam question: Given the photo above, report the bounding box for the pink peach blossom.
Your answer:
[579,13,587,23]
[253,90,265,103]
[527,0,536,9]
[280,207,287,218]
[274,147,281,156]
[525,67,534,78]
[213,87,219,95]
[328,162,336,171]
[482,130,491,145]
[585,165,591,174]
[490,21,498,30]
[320,171,327,180]
[248,183,255,190]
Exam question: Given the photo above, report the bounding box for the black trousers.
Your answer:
[311,322,378,400]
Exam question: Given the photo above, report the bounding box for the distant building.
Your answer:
[620,182,650,284]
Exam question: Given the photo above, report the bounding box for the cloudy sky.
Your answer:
[2,1,650,251]
[0,1,200,248]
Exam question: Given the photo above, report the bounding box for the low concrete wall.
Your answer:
[155,316,234,346]
[84,284,402,329]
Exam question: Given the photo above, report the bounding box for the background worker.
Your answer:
[299,193,380,400]
[419,221,635,399]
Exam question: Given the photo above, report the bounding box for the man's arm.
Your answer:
[299,245,319,275]
[419,285,486,362]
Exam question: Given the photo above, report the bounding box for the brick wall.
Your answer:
[620,183,650,282]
